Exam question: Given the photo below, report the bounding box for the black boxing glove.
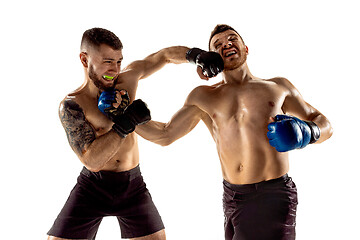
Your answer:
[111,99,151,138]
[186,47,224,78]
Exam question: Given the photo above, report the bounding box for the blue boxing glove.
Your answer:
[98,89,130,116]
[98,89,150,138]
[267,115,321,152]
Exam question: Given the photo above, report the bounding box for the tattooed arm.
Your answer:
[59,98,123,172]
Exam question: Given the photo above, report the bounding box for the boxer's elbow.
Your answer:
[80,153,105,172]
[158,136,176,146]
[70,141,104,172]
[150,128,173,146]
[137,122,181,146]
[82,159,102,172]
[86,163,104,172]
[157,124,182,146]
[317,121,334,144]
[313,114,334,144]
[327,123,334,139]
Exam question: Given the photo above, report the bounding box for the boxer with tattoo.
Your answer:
[136,24,333,240]
[47,28,220,240]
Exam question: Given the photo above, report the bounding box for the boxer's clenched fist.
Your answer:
[98,89,151,138]
[186,47,224,79]
[267,115,320,152]
[98,89,130,116]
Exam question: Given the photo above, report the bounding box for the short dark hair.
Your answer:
[80,27,123,51]
[208,24,245,50]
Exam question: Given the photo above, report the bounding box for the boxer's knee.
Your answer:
[47,235,80,240]
[130,229,166,240]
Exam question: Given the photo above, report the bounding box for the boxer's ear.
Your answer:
[80,52,88,68]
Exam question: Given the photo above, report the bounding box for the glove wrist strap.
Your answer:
[186,48,205,64]
[304,121,321,144]
[112,124,128,138]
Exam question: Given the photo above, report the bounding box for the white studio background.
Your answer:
[1,0,359,239]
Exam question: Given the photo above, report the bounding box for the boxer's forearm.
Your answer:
[60,98,128,171]
[81,130,125,172]
[139,46,190,78]
[159,46,190,64]
[136,121,172,146]
[136,105,203,146]
[123,46,190,80]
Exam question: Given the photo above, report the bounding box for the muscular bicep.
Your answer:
[281,79,333,142]
[276,78,318,120]
[123,47,189,80]
[59,99,96,157]
[283,96,319,120]
[136,104,205,146]
[123,57,166,81]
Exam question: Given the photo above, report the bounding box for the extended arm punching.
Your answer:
[136,103,205,146]
[119,46,224,84]
[121,46,190,81]
[186,47,224,79]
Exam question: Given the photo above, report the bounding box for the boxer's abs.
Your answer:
[99,134,140,172]
[215,124,289,185]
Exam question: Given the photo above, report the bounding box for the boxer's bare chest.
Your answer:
[75,82,138,137]
[71,95,111,137]
[202,80,287,126]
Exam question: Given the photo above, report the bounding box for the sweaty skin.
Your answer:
[59,44,189,173]
[136,30,333,184]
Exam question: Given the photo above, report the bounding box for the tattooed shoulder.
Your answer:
[59,98,96,156]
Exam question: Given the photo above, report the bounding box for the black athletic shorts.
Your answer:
[223,174,298,240]
[47,165,164,239]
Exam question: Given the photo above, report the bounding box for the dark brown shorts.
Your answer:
[47,165,164,239]
[223,174,298,240]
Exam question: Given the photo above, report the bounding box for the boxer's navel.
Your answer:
[237,164,243,172]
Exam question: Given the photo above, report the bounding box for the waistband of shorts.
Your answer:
[223,174,289,192]
[80,164,141,181]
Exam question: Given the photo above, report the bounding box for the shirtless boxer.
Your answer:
[47,28,222,240]
[136,24,333,240]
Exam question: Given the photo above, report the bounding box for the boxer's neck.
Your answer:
[222,62,257,85]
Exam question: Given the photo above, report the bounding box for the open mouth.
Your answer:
[225,51,236,57]
[223,48,238,58]
[102,75,114,81]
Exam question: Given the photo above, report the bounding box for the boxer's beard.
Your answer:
[89,65,115,91]
[224,54,247,71]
